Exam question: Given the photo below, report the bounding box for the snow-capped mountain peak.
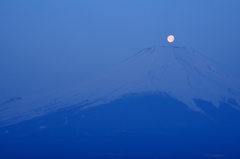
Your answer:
[1,45,240,126]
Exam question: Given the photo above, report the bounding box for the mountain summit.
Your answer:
[0,46,240,126]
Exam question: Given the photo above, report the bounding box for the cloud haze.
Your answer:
[1,0,240,100]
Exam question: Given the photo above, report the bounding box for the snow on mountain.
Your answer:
[1,45,240,126]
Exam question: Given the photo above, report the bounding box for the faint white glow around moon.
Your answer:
[167,35,175,43]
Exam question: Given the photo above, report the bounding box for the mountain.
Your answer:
[1,46,240,159]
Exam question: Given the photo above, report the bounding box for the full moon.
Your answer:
[167,35,175,43]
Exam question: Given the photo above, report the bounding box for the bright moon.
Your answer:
[167,35,175,43]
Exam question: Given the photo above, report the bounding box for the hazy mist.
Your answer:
[1,0,240,100]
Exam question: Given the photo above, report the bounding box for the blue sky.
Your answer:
[1,0,240,100]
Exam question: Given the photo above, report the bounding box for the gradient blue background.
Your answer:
[1,0,240,100]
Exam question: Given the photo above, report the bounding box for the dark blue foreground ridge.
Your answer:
[1,93,240,159]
